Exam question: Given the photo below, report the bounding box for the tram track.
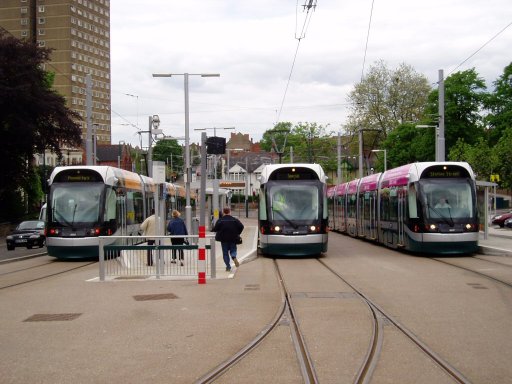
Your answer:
[432,257,512,288]
[317,258,472,384]
[0,260,97,290]
[195,259,318,384]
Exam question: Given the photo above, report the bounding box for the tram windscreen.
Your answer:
[419,179,475,219]
[270,184,319,220]
[50,183,103,224]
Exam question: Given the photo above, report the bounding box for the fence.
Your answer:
[98,235,216,282]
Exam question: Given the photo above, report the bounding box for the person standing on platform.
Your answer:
[140,209,156,266]
[167,209,188,266]
[212,207,244,272]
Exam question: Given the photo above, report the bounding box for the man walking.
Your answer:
[212,207,244,272]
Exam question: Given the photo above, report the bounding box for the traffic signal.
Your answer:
[206,136,226,154]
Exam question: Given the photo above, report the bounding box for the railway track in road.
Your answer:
[0,257,96,290]
[198,253,476,383]
[196,259,318,384]
[317,259,472,384]
[432,257,512,288]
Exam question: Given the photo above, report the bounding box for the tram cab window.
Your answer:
[104,188,117,222]
[420,179,475,219]
[408,184,419,218]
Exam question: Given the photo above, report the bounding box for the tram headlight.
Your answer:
[88,228,101,236]
[465,223,475,231]
[271,225,282,233]
[427,224,438,232]
[309,225,318,232]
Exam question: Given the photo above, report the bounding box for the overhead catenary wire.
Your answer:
[360,0,375,82]
[448,20,512,76]
[276,1,317,124]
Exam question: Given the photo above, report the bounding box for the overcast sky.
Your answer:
[110,0,512,148]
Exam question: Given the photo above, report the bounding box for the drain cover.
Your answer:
[133,293,178,301]
[24,313,82,322]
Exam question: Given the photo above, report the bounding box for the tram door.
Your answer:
[397,188,406,246]
[357,193,365,237]
[117,195,127,236]
[367,191,377,240]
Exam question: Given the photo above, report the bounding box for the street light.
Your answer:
[118,140,126,169]
[152,72,220,232]
[92,123,99,165]
[371,149,387,172]
[148,115,161,177]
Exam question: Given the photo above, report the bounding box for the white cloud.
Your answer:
[110,0,512,146]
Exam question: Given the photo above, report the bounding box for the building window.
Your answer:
[37,41,45,47]
[38,29,45,36]
[21,18,28,25]
[21,31,28,37]
[38,18,45,24]
[39,6,45,12]
[21,7,28,13]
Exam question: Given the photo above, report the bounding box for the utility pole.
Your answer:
[85,74,93,165]
[437,69,445,162]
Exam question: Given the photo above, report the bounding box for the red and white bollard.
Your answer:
[198,225,206,284]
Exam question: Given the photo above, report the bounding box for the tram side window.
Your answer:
[389,188,398,221]
[128,191,144,224]
[104,188,117,222]
[348,194,357,218]
[380,189,390,221]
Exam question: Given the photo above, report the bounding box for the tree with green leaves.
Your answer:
[425,68,487,151]
[486,62,512,146]
[152,139,184,181]
[448,137,499,182]
[259,122,292,163]
[346,61,431,138]
[0,31,82,220]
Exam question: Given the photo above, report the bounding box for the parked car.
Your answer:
[6,220,46,250]
[491,211,512,228]
[504,217,512,229]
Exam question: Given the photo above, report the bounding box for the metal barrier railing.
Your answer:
[98,235,216,281]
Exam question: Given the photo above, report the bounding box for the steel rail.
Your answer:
[0,261,97,290]
[196,259,318,384]
[318,259,472,384]
[433,257,512,288]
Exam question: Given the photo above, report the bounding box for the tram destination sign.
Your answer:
[54,169,103,183]
[423,165,469,179]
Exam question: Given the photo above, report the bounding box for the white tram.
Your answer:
[45,166,193,259]
[328,162,479,255]
[258,164,329,256]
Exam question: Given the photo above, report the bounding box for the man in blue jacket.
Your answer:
[212,207,244,271]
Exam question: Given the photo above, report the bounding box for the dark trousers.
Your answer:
[171,238,185,260]
[147,239,155,266]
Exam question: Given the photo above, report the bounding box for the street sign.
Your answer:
[220,181,245,188]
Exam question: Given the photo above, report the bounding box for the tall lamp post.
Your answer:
[147,115,161,177]
[371,149,387,172]
[118,140,126,169]
[152,72,220,232]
